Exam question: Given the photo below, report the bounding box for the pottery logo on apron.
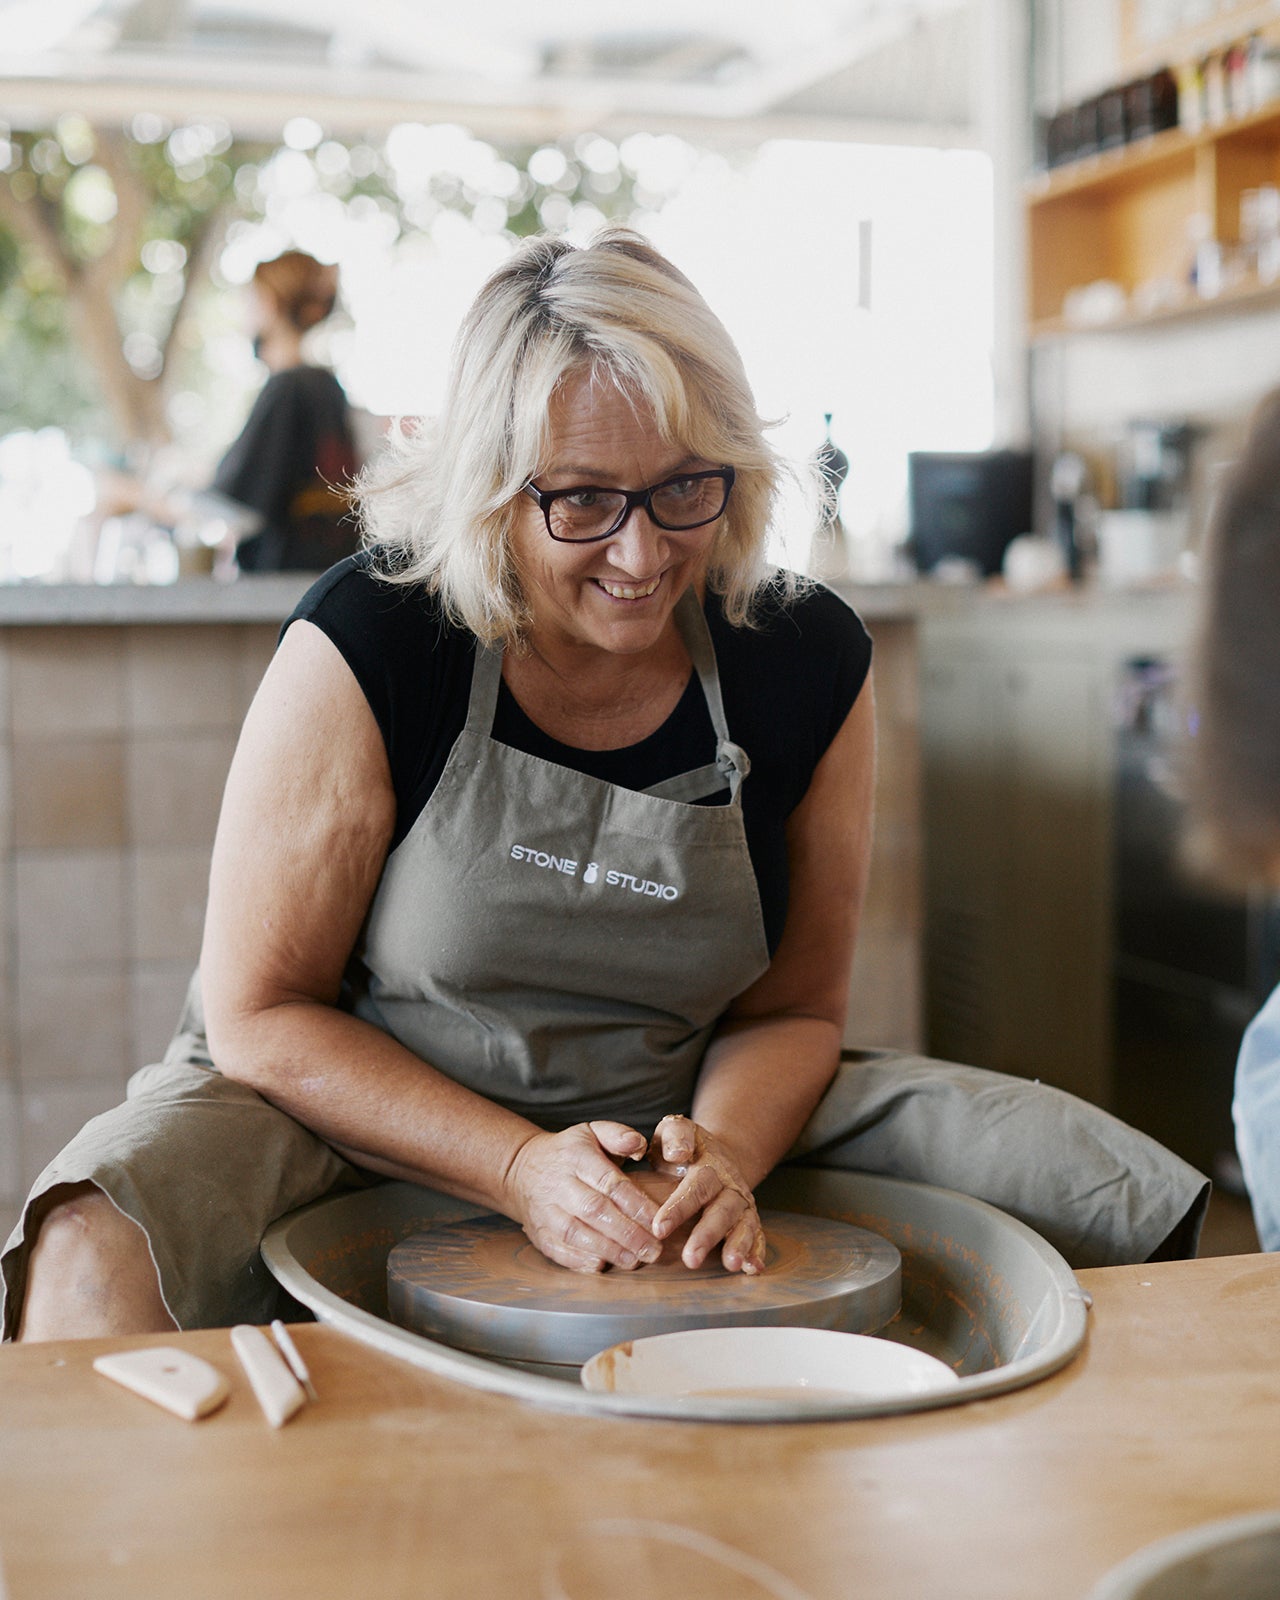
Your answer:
[508,843,680,901]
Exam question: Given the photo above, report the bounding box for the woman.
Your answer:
[1186,387,1280,1252]
[5,230,1206,1340]
[211,249,361,573]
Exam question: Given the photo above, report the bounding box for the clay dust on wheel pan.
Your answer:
[386,1208,902,1366]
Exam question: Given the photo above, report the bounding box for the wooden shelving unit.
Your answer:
[1027,98,1280,338]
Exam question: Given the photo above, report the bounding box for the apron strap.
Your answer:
[672,588,750,804]
[673,588,729,739]
[464,640,505,734]
[464,590,750,803]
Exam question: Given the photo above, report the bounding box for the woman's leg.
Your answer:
[17,1181,177,1341]
[3,1056,360,1340]
[787,1049,1210,1268]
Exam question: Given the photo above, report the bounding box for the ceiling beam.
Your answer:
[722,3,963,118]
[0,65,976,148]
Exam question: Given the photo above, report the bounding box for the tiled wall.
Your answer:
[0,622,277,1242]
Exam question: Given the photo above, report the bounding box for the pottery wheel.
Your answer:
[387,1204,902,1367]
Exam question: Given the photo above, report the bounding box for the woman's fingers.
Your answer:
[539,1239,609,1274]
[509,1125,662,1271]
[589,1120,649,1162]
[679,1186,764,1273]
[536,1218,629,1275]
[722,1208,766,1275]
[647,1117,767,1275]
[653,1113,698,1166]
[650,1163,721,1238]
[588,1157,661,1231]
[571,1174,662,1262]
[522,1208,650,1273]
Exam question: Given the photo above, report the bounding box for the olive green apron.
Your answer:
[344,586,771,1134]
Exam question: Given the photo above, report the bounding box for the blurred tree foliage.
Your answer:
[0,114,657,456]
[0,220,104,440]
[0,116,253,450]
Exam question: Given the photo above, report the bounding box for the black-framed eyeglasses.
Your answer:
[521,466,735,544]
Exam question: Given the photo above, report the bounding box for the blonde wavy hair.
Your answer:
[357,228,792,644]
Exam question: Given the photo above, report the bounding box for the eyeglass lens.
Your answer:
[549,474,729,541]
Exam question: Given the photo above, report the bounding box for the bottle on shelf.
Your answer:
[809,413,851,581]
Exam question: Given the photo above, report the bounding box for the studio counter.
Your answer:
[0,574,314,627]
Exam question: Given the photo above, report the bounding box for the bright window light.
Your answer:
[88,132,991,588]
[648,139,996,569]
[331,137,995,576]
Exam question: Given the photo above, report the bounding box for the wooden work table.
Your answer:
[2,1252,1277,1599]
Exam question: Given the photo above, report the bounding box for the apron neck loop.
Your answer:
[464,588,747,802]
[675,589,748,803]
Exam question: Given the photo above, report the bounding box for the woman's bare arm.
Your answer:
[199,620,661,1271]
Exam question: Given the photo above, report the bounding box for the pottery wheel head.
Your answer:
[386,1173,903,1366]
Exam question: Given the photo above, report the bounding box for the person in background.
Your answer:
[1186,386,1280,1251]
[210,249,361,572]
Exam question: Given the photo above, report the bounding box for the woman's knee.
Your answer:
[18,1181,175,1341]
[28,1181,126,1259]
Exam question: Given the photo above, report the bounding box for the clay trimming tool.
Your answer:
[92,1347,230,1421]
[231,1323,306,1427]
[270,1319,318,1400]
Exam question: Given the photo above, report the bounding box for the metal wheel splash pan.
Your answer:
[260,1167,1090,1422]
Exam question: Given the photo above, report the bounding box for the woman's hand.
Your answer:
[647,1114,766,1275]
[504,1121,665,1274]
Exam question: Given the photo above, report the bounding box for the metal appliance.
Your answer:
[907,449,1034,577]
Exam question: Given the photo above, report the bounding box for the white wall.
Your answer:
[1037,316,1280,434]
[1031,0,1121,107]
[980,0,1032,444]
[1056,0,1121,102]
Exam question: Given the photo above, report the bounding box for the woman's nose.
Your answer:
[605,506,668,570]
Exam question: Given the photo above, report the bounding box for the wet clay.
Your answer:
[626,1168,696,1266]
[385,1187,903,1365]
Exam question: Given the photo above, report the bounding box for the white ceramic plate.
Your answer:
[580,1326,960,1406]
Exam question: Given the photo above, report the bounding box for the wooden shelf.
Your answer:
[1030,269,1280,340]
[1026,97,1280,334]
[1027,123,1199,205]
[1026,98,1280,206]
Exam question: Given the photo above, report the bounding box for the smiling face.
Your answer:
[510,369,722,664]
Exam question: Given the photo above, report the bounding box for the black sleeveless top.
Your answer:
[285,553,872,953]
